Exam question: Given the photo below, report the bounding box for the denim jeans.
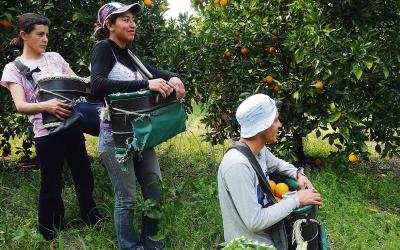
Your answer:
[35,133,100,241]
[98,129,164,250]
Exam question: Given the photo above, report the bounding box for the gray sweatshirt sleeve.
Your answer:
[265,149,298,179]
[221,162,298,232]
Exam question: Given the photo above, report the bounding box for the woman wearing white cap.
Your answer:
[90,2,185,249]
[217,94,322,249]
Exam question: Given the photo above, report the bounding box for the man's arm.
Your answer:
[265,149,314,189]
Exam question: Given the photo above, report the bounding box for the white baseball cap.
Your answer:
[235,94,277,138]
[98,2,141,28]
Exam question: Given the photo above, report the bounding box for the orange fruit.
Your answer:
[269,180,277,194]
[314,159,321,167]
[265,75,273,84]
[220,0,228,5]
[223,50,232,58]
[267,47,276,54]
[144,0,153,8]
[274,85,281,93]
[275,183,289,198]
[0,18,12,29]
[221,112,229,122]
[241,47,249,57]
[348,153,358,163]
[315,80,324,90]
[234,30,240,36]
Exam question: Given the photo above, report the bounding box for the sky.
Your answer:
[164,0,196,19]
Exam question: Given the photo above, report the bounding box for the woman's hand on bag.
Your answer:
[148,78,174,98]
[43,99,72,121]
[168,77,186,100]
[297,189,322,207]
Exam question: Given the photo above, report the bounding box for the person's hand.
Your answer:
[297,175,314,190]
[148,78,174,98]
[43,99,72,121]
[297,189,322,207]
[168,77,185,100]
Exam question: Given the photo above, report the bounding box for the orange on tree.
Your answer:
[275,183,289,198]
[268,180,277,194]
[144,0,153,8]
[315,80,324,90]
[241,47,249,57]
[264,75,273,84]
[267,46,276,54]
[348,153,358,163]
[0,18,12,29]
[234,30,240,36]
[220,0,228,5]
[223,50,232,58]
[221,111,229,122]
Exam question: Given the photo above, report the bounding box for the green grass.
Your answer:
[0,105,399,249]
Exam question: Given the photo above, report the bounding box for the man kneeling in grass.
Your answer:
[217,94,322,250]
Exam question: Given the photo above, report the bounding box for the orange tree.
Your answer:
[0,0,183,158]
[188,0,400,163]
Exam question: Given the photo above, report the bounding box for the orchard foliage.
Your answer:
[189,0,400,162]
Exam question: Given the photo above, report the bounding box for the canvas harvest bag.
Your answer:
[107,90,186,167]
[13,59,101,136]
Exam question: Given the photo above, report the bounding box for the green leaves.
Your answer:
[351,63,363,80]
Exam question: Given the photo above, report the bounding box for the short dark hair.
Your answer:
[10,13,50,51]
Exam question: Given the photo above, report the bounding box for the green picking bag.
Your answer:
[108,90,186,167]
[129,101,186,152]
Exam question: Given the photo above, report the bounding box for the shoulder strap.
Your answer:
[228,143,277,204]
[127,49,153,80]
[12,59,41,88]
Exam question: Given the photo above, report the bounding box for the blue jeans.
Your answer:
[98,129,164,250]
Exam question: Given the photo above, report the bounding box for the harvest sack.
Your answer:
[108,90,186,165]
[36,75,101,136]
[12,59,101,136]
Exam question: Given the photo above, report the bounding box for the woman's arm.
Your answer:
[67,67,77,76]
[8,82,72,121]
[144,64,185,99]
[90,42,149,97]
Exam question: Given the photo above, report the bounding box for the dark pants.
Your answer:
[35,133,100,240]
